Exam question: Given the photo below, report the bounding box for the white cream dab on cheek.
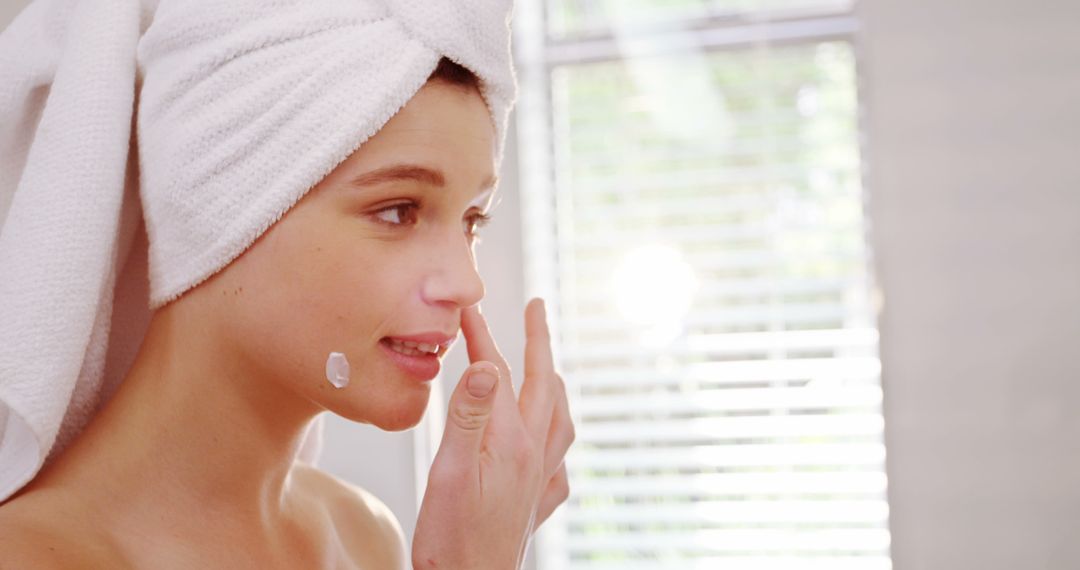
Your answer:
[325,352,350,389]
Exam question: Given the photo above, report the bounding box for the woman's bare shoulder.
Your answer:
[291,463,409,569]
[0,495,127,569]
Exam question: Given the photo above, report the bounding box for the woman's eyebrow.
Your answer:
[346,164,446,189]
[344,163,497,193]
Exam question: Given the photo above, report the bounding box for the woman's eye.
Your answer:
[464,211,492,239]
[373,203,419,226]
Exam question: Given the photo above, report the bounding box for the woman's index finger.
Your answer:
[460,305,517,406]
[460,305,507,370]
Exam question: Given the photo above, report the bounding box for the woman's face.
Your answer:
[195,80,497,431]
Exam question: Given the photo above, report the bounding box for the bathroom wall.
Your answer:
[858,0,1080,567]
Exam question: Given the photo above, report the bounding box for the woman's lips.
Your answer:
[379,333,456,381]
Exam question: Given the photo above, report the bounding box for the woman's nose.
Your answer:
[421,232,485,309]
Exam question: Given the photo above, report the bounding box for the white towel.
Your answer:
[0,0,516,502]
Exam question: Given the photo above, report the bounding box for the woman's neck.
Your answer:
[25,300,322,532]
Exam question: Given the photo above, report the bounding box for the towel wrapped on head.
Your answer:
[0,0,517,502]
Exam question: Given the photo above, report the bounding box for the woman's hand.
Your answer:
[412,298,575,570]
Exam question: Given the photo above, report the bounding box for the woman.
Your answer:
[0,1,573,568]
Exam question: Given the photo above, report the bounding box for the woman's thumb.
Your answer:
[464,363,499,400]
[440,362,499,456]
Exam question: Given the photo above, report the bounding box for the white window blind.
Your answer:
[513,1,890,569]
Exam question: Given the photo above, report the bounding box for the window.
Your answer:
[514,1,890,568]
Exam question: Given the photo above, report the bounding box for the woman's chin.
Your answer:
[355,390,432,432]
[374,403,429,432]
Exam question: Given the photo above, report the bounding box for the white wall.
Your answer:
[858,0,1080,568]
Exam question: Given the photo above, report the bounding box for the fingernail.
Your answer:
[467,367,497,398]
